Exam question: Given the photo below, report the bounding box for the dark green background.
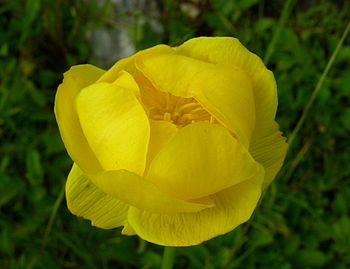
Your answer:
[1,0,349,268]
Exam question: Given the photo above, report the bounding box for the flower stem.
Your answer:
[161,247,176,269]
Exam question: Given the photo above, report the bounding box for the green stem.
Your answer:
[287,20,350,148]
[161,246,176,269]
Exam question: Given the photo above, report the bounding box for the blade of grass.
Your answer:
[288,20,350,148]
[161,247,176,269]
[263,0,294,65]
[27,183,65,269]
[41,182,65,252]
[282,20,350,184]
[57,233,98,269]
[223,192,266,269]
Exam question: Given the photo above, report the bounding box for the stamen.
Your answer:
[163,112,172,122]
[153,114,164,120]
[190,107,205,114]
[138,76,214,128]
[181,113,199,121]
[165,92,171,110]
[176,102,201,113]
[210,116,215,123]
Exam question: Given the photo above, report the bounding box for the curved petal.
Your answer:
[66,163,129,229]
[146,120,178,173]
[135,53,212,98]
[76,79,149,175]
[176,37,267,76]
[177,37,278,146]
[147,122,261,200]
[88,169,214,214]
[177,37,288,184]
[135,52,255,147]
[128,167,264,246]
[191,67,255,148]
[249,69,278,138]
[110,70,141,99]
[248,72,288,187]
[121,223,136,235]
[98,44,174,83]
[250,122,288,188]
[55,64,104,173]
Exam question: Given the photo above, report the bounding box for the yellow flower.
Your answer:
[55,37,288,246]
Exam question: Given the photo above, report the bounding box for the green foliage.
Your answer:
[1,0,350,268]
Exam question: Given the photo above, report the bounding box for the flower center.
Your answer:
[138,78,214,127]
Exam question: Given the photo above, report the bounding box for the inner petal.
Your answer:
[134,72,215,128]
[134,52,255,148]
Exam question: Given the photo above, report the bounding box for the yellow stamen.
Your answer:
[210,116,215,124]
[163,112,172,122]
[139,76,215,128]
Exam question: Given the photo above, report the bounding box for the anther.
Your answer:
[163,112,172,121]
[210,116,215,123]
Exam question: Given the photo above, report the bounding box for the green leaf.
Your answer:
[26,148,43,183]
[333,217,350,253]
[293,249,328,268]
[20,0,41,43]
[250,230,274,247]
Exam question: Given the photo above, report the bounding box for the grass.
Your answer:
[1,0,350,268]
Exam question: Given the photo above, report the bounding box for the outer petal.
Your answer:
[88,169,214,214]
[147,122,261,200]
[110,70,141,99]
[177,37,276,143]
[250,122,288,188]
[76,78,149,175]
[98,44,174,83]
[192,67,255,147]
[248,72,288,187]
[128,166,264,246]
[135,53,212,98]
[176,37,268,76]
[177,37,287,184]
[66,163,129,229]
[55,64,104,173]
[135,53,255,147]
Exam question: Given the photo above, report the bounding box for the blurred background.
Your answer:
[0,0,350,268]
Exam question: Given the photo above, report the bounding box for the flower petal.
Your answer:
[110,70,142,99]
[146,120,178,172]
[88,169,214,214]
[98,44,174,83]
[121,223,136,235]
[248,72,288,187]
[66,163,129,229]
[135,53,212,98]
[177,36,279,148]
[147,122,262,200]
[176,37,267,76]
[191,67,255,148]
[76,77,149,175]
[55,64,104,173]
[250,122,288,188]
[135,52,255,147]
[128,167,264,246]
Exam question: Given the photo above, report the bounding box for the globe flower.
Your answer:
[55,37,288,246]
